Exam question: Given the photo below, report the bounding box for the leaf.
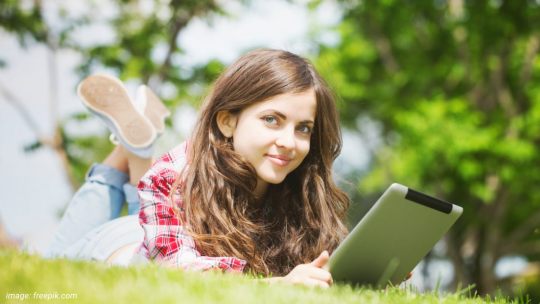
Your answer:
[23,141,42,153]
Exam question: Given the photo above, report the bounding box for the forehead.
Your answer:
[241,89,317,120]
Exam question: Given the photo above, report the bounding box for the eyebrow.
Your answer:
[263,109,314,124]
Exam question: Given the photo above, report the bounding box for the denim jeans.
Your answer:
[46,163,144,262]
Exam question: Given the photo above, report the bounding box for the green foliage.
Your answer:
[523,281,539,303]
[1,0,233,188]
[62,1,233,184]
[0,250,517,304]
[315,0,540,295]
[0,0,48,45]
[63,133,115,189]
[23,141,42,153]
[76,0,226,83]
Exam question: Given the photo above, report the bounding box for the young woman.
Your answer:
[47,49,349,288]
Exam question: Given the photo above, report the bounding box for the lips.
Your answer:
[266,154,292,166]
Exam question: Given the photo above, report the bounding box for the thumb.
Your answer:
[310,250,329,268]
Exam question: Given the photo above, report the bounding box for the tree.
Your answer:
[1,0,231,188]
[315,0,540,295]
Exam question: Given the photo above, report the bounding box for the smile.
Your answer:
[266,154,292,167]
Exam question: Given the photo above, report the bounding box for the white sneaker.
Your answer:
[135,85,171,134]
[77,74,157,158]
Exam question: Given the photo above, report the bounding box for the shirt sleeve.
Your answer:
[137,142,246,273]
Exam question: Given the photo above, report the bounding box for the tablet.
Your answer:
[328,183,463,286]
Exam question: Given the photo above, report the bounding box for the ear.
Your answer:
[216,110,238,138]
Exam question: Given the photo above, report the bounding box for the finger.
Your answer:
[306,266,333,284]
[309,250,329,268]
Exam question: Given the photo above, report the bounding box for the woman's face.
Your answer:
[224,89,317,197]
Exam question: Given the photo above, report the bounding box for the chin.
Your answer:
[260,174,288,185]
[264,178,286,185]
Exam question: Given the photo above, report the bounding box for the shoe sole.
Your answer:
[138,85,171,134]
[77,74,156,148]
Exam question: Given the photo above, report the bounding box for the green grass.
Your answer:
[1,249,518,304]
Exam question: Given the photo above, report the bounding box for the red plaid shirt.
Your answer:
[136,141,246,272]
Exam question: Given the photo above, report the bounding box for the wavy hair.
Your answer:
[171,49,349,276]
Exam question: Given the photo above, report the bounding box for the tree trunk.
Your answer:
[473,239,497,295]
[446,231,472,290]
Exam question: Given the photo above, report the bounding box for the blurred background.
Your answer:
[1,0,539,300]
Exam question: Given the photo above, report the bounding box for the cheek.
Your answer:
[297,141,311,161]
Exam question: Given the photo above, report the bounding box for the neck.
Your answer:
[254,179,268,199]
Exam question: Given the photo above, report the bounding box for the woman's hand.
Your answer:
[276,250,333,288]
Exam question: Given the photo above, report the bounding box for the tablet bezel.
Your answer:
[328,183,463,286]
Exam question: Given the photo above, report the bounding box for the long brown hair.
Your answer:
[172,49,349,276]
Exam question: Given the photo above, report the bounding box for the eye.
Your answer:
[297,124,312,134]
[262,115,278,125]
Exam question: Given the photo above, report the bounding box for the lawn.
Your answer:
[1,249,519,304]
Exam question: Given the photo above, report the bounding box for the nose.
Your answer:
[275,127,296,150]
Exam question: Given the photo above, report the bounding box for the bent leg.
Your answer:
[45,163,128,257]
[62,215,143,264]
[123,146,152,215]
